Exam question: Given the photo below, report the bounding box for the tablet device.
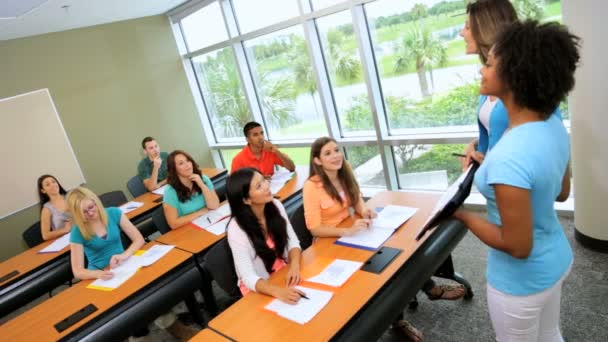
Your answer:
[415,162,479,240]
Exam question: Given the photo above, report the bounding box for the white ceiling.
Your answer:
[0,0,190,41]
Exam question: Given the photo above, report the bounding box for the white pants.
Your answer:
[486,267,570,342]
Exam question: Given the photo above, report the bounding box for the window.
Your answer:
[345,145,387,190]
[311,0,348,11]
[192,48,253,141]
[316,11,372,137]
[232,0,300,34]
[365,0,479,135]
[245,26,327,140]
[180,2,229,52]
[392,144,465,191]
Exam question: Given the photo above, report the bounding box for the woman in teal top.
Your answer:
[163,150,220,229]
[454,21,578,341]
[68,187,144,279]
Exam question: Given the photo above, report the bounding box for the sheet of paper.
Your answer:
[87,255,142,290]
[270,168,295,194]
[138,244,174,267]
[119,201,144,214]
[336,228,394,250]
[265,286,333,325]
[38,233,70,253]
[305,259,363,287]
[203,217,230,235]
[421,164,474,229]
[152,184,168,195]
[372,205,418,230]
[192,203,231,229]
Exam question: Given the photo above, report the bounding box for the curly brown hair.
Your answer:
[493,20,581,119]
[167,150,204,202]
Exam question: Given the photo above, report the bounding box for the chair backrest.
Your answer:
[22,221,44,248]
[288,204,313,251]
[98,190,128,208]
[151,207,172,234]
[127,176,147,198]
[214,178,227,202]
[203,237,241,298]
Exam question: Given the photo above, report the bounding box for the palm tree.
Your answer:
[394,24,447,98]
[513,0,544,20]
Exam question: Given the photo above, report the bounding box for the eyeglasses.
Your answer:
[82,203,97,214]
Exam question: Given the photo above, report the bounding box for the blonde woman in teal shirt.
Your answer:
[163,150,220,230]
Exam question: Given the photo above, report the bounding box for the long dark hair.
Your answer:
[309,137,361,208]
[37,174,67,211]
[227,168,288,273]
[167,150,204,202]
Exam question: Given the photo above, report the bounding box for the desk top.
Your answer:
[275,165,309,201]
[125,192,162,220]
[0,241,192,340]
[0,238,68,288]
[202,168,227,181]
[208,191,440,342]
[190,328,231,341]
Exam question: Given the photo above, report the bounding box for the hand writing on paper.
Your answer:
[285,264,301,287]
[462,143,485,170]
[361,207,378,219]
[96,270,114,280]
[109,254,129,268]
[275,287,307,305]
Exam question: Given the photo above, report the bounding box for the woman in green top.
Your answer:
[163,150,220,229]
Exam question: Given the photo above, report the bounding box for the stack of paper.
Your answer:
[265,286,333,324]
[152,184,168,195]
[87,245,174,291]
[192,203,231,230]
[270,168,295,194]
[305,259,363,287]
[119,201,144,214]
[38,234,71,253]
[335,205,418,250]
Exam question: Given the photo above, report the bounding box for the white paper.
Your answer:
[138,244,174,267]
[305,259,363,287]
[202,218,230,235]
[119,201,144,214]
[89,255,142,289]
[336,205,418,249]
[192,203,232,229]
[152,184,168,195]
[270,168,295,194]
[38,233,70,253]
[421,164,474,229]
[265,286,333,324]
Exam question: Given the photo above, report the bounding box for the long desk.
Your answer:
[189,328,231,342]
[0,191,166,319]
[0,242,203,341]
[206,191,468,342]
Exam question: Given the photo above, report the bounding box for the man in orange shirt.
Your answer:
[230,122,295,176]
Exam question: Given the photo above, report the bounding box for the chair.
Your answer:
[202,238,241,300]
[99,190,128,207]
[22,221,44,248]
[151,207,172,234]
[214,178,227,202]
[288,204,313,251]
[126,176,147,198]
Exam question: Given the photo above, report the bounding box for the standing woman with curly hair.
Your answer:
[454,21,580,341]
[163,150,220,229]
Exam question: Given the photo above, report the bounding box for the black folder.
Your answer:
[415,162,479,240]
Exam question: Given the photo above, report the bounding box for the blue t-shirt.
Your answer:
[164,175,214,216]
[70,207,124,270]
[474,115,572,295]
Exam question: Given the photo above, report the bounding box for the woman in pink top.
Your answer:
[226,167,305,304]
[303,137,376,237]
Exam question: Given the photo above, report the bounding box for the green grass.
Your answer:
[544,2,562,18]
[375,11,464,43]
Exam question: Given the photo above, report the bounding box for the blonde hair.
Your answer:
[467,0,518,64]
[67,187,108,240]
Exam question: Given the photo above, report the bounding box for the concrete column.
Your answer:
[563,0,608,252]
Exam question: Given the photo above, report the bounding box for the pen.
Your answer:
[207,217,212,224]
[300,293,310,300]
[451,153,467,158]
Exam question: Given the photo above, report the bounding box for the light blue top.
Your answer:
[474,115,572,295]
[164,175,214,216]
[476,95,562,153]
[70,207,124,270]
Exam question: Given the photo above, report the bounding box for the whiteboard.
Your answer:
[0,89,85,219]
